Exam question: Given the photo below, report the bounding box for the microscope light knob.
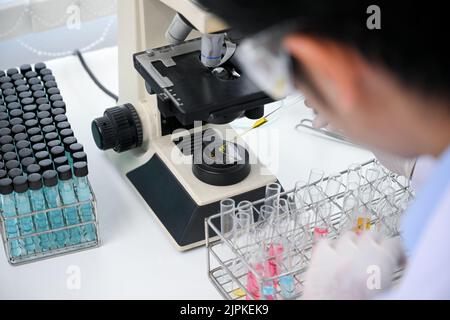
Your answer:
[91,104,143,153]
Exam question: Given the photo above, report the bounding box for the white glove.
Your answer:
[302,232,405,300]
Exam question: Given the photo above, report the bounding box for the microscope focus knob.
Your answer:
[91,104,143,153]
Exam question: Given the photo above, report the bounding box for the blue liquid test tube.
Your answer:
[73,162,96,242]
[43,170,67,248]
[28,173,53,252]
[57,165,82,245]
[13,176,36,255]
[0,178,23,258]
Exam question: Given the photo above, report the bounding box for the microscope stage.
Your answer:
[134,38,273,125]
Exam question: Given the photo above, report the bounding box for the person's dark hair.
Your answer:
[198,0,450,102]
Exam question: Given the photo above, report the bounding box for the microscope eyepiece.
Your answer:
[91,104,143,153]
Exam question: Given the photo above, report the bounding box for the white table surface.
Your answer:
[0,47,373,299]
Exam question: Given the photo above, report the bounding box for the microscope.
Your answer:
[91,0,279,250]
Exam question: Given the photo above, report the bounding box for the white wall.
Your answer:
[0,0,117,69]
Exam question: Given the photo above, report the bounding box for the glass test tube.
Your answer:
[264,183,281,208]
[73,162,96,242]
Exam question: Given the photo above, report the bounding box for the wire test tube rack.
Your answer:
[206,159,414,300]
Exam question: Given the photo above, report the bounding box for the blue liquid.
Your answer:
[74,176,96,242]
[279,275,295,299]
[44,185,67,248]
[1,194,22,258]
[59,180,82,245]
[29,189,53,251]
[15,192,36,254]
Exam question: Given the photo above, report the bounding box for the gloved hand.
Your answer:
[304,100,417,178]
[302,232,405,300]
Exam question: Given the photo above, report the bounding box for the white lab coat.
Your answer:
[384,148,450,299]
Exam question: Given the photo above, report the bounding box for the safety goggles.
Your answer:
[235,21,302,100]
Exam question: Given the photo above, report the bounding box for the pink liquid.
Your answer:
[246,263,264,300]
[314,227,328,241]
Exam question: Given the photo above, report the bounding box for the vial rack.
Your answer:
[0,63,99,265]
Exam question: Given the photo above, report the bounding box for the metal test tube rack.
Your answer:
[206,159,413,300]
[0,180,100,265]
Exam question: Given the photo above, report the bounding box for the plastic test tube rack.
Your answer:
[205,159,414,300]
[0,64,100,265]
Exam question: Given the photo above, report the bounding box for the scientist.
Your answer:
[199,0,450,299]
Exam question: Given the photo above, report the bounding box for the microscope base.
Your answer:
[127,154,268,251]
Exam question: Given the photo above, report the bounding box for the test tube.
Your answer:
[265,183,281,207]
[73,162,96,242]
[220,198,235,239]
[324,173,343,198]
[341,190,358,234]
[277,237,296,299]
[313,202,332,241]
[237,200,254,224]
[308,168,324,185]
[13,176,36,254]
[347,163,362,187]
[0,178,23,258]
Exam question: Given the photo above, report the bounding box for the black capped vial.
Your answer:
[35,151,50,162]
[21,157,36,168]
[2,150,17,162]
[0,178,14,196]
[27,127,42,138]
[47,87,60,96]
[33,90,46,100]
[8,168,23,179]
[69,143,84,158]
[45,132,59,144]
[43,170,58,188]
[51,108,65,118]
[16,140,31,151]
[39,68,52,78]
[63,137,77,151]
[0,127,11,137]
[28,77,41,86]
[13,176,28,194]
[49,94,62,105]
[0,170,7,180]
[38,104,51,113]
[9,118,24,127]
[73,151,87,163]
[50,146,65,159]
[56,121,71,132]
[60,129,74,141]
[25,71,38,80]
[38,159,53,172]
[0,121,7,130]
[42,125,56,135]
[57,165,72,181]
[47,140,61,149]
[0,135,13,146]
[30,135,44,146]
[23,112,37,122]
[35,97,49,106]
[32,143,47,154]
[23,104,37,114]
[9,109,23,119]
[37,111,51,120]
[26,164,41,175]
[54,114,68,125]
[52,101,66,111]
[42,74,55,82]
[6,160,20,171]
[40,117,53,127]
[20,64,32,75]
[6,102,20,111]
[34,62,46,74]
[28,173,43,192]
[19,148,33,160]
[25,119,39,130]
[54,156,68,168]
